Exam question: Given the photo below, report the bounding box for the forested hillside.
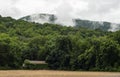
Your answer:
[20,13,120,32]
[0,15,120,71]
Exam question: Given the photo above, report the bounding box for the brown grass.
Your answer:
[0,70,120,77]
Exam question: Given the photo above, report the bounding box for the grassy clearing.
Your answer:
[0,70,120,77]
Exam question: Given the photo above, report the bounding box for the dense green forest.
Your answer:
[0,15,120,71]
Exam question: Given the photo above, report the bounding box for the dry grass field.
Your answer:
[0,70,120,77]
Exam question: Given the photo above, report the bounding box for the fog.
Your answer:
[0,0,120,26]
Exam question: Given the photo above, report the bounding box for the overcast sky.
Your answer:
[0,0,120,23]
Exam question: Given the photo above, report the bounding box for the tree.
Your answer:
[46,36,72,69]
[0,33,22,69]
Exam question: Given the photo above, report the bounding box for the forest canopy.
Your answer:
[0,16,120,71]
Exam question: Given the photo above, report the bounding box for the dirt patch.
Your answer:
[0,70,120,77]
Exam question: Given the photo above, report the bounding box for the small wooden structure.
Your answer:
[23,59,48,69]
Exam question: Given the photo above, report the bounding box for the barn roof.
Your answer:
[29,60,47,64]
[24,59,47,64]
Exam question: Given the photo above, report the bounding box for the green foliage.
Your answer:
[0,33,22,69]
[46,36,72,70]
[0,16,120,71]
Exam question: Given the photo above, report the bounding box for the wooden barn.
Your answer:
[23,59,48,70]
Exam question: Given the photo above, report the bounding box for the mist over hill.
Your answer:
[20,13,120,32]
[20,14,57,24]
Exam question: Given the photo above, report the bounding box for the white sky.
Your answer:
[0,0,120,23]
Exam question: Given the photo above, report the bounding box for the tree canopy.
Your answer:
[0,16,120,71]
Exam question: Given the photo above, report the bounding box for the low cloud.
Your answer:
[0,0,120,24]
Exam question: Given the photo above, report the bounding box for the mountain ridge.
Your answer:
[20,13,57,24]
[19,13,120,32]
